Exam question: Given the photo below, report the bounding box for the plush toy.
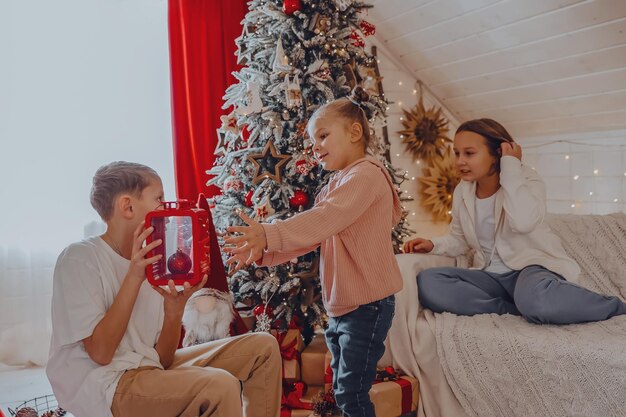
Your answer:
[182,288,235,347]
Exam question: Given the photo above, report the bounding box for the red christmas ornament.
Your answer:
[167,249,192,275]
[359,20,376,36]
[295,159,310,175]
[253,303,274,317]
[350,31,365,48]
[224,176,243,192]
[289,190,310,209]
[244,189,254,207]
[283,0,302,15]
[241,125,250,142]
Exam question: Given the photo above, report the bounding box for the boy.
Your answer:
[47,161,281,417]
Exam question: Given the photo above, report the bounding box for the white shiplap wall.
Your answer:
[367,0,626,138]
[521,131,626,215]
[370,40,626,243]
[370,38,458,239]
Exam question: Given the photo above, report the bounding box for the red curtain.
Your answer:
[168,0,247,200]
[168,0,250,339]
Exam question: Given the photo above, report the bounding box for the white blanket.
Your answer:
[381,213,626,417]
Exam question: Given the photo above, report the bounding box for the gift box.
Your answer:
[370,376,419,417]
[272,329,305,382]
[239,312,255,332]
[301,332,329,386]
[301,385,323,405]
[280,409,315,417]
[283,357,301,382]
[272,329,305,352]
[324,350,333,392]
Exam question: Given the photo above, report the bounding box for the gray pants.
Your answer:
[418,265,626,324]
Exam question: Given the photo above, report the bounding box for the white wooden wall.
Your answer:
[370,39,626,243]
[521,131,626,215]
[367,0,626,137]
[371,38,458,239]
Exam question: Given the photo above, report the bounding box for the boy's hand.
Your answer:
[402,237,434,254]
[501,142,522,160]
[128,221,162,283]
[152,274,209,319]
[224,211,267,273]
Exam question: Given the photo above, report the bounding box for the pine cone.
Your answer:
[15,407,38,417]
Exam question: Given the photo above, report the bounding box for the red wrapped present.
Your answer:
[323,350,333,392]
[280,409,315,417]
[301,332,329,386]
[272,329,305,352]
[272,329,305,382]
[370,376,419,417]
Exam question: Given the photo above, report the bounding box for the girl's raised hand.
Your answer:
[224,211,267,273]
[501,142,522,160]
[402,237,434,254]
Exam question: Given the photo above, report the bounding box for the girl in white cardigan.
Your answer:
[404,118,626,324]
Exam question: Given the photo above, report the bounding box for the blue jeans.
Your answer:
[324,295,395,417]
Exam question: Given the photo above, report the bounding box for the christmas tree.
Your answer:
[207,0,411,337]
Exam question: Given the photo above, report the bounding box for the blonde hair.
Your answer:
[90,161,159,220]
[307,86,373,152]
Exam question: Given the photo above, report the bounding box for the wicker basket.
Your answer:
[8,394,66,416]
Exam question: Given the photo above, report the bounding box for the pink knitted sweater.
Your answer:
[259,156,403,317]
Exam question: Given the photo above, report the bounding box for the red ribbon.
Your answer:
[393,378,413,414]
[279,336,299,361]
[280,380,313,413]
[372,366,414,414]
[274,331,302,381]
[324,364,333,385]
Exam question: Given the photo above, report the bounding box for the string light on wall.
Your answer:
[524,140,626,214]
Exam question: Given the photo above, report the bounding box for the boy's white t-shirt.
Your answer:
[474,193,513,274]
[46,236,164,417]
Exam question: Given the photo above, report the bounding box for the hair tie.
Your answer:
[347,96,361,107]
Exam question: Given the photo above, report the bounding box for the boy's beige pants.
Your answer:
[111,332,282,417]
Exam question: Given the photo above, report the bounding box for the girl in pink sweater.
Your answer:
[225,87,403,417]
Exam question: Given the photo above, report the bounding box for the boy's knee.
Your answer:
[253,331,280,354]
[247,332,281,367]
[203,369,241,401]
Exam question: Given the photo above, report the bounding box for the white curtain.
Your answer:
[0,0,174,366]
[0,246,55,366]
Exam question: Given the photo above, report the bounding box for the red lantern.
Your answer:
[289,190,310,209]
[145,200,211,286]
[283,0,302,15]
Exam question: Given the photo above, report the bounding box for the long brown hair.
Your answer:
[456,118,515,174]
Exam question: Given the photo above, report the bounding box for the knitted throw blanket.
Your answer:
[436,213,626,417]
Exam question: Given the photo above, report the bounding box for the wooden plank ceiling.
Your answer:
[367,0,626,137]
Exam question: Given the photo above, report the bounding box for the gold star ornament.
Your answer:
[418,146,460,223]
[247,140,291,184]
[398,94,451,163]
